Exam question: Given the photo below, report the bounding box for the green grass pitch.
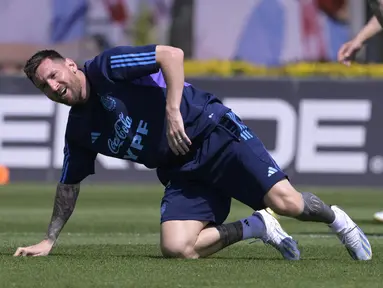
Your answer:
[0,184,382,287]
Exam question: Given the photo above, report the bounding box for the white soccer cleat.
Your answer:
[254,209,300,260]
[330,206,372,260]
[373,211,383,222]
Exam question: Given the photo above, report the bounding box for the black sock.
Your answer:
[215,221,243,248]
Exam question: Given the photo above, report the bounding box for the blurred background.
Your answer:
[0,0,382,74]
[1,0,383,189]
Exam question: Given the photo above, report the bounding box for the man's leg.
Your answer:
[161,215,266,258]
[211,111,372,261]
[161,220,232,258]
[160,220,208,258]
[263,179,372,260]
[159,180,298,259]
[160,211,296,259]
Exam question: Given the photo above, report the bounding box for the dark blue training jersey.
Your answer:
[60,44,230,184]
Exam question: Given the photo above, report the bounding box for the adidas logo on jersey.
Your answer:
[268,167,278,177]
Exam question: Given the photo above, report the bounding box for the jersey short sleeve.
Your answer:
[59,139,97,184]
[85,45,160,83]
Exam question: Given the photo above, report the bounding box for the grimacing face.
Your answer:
[33,58,84,106]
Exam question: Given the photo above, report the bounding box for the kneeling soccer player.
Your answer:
[14,44,371,260]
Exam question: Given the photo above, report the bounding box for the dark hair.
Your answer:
[24,50,65,81]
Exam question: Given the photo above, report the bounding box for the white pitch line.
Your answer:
[293,233,383,239]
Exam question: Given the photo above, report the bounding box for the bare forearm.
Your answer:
[45,183,80,243]
[362,1,383,42]
[355,16,382,43]
[156,45,185,110]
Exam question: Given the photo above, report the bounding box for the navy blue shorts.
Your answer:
[158,111,287,225]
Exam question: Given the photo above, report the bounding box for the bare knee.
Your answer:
[263,179,303,217]
[161,241,199,259]
[160,220,207,259]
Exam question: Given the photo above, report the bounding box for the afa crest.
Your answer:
[100,95,117,112]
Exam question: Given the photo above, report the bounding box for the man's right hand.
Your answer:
[13,183,81,257]
[337,39,363,66]
[13,239,54,257]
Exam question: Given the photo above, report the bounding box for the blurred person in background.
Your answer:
[316,0,348,23]
[337,0,383,222]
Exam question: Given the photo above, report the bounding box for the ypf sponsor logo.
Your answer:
[224,98,376,174]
